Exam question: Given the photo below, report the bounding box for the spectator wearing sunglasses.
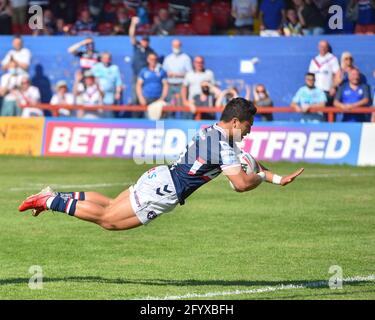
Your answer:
[253,84,274,121]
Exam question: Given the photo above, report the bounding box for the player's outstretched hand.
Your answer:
[280,168,304,186]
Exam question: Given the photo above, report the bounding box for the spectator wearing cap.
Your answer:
[13,75,42,117]
[136,53,168,117]
[151,8,175,35]
[68,37,100,71]
[129,16,156,106]
[50,80,74,117]
[1,36,31,75]
[181,56,216,119]
[73,70,104,118]
[334,68,372,122]
[91,52,123,118]
[162,39,192,116]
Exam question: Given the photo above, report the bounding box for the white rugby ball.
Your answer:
[229,152,260,190]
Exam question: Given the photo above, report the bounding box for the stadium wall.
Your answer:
[1,117,374,166]
[0,35,374,121]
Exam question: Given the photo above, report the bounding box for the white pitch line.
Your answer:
[300,172,375,179]
[136,274,375,300]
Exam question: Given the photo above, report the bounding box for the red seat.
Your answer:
[211,1,231,29]
[191,2,211,15]
[174,23,196,35]
[151,0,169,16]
[98,22,114,35]
[192,12,213,35]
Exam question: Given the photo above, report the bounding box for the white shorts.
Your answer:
[129,165,179,225]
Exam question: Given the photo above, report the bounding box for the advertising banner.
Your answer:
[42,119,367,166]
[0,117,44,156]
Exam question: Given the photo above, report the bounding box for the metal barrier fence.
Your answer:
[26,104,375,122]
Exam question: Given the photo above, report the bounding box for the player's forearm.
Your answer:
[263,170,282,185]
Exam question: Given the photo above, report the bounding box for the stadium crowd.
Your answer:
[0,30,374,122]
[0,0,375,36]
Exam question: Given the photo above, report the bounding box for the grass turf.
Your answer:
[0,155,374,300]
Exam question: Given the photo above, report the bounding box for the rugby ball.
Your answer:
[229,152,260,190]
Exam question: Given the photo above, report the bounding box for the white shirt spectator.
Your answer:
[1,47,32,72]
[308,52,340,92]
[50,92,75,116]
[162,52,193,85]
[232,0,257,27]
[0,72,23,101]
[183,69,216,101]
[75,82,103,118]
[15,85,42,117]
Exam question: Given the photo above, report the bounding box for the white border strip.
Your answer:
[136,275,375,300]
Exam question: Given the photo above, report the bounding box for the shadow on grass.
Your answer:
[0,276,373,289]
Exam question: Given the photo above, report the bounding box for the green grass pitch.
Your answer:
[0,155,374,300]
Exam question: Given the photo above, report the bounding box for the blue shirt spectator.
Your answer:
[138,65,167,100]
[260,0,286,30]
[334,68,371,122]
[291,73,327,122]
[73,10,97,35]
[91,53,122,118]
[358,0,375,25]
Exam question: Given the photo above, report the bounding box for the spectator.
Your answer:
[259,0,286,36]
[51,0,77,24]
[291,72,327,122]
[88,0,104,23]
[231,0,258,34]
[32,8,57,36]
[50,80,74,117]
[162,39,192,112]
[136,53,168,118]
[181,56,216,118]
[339,51,367,85]
[294,0,326,35]
[54,18,70,35]
[189,81,221,120]
[283,8,303,35]
[1,36,31,75]
[91,52,123,118]
[151,8,175,35]
[136,1,150,25]
[113,7,131,35]
[0,0,12,35]
[10,0,28,32]
[0,59,23,116]
[253,84,274,121]
[73,70,104,119]
[72,9,97,35]
[129,16,156,105]
[215,86,243,107]
[308,40,341,107]
[169,0,191,23]
[334,68,371,122]
[351,0,375,34]
[67,38,100,71]
[13,75,42,117]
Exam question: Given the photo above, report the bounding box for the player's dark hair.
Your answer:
[305,72,315,78]
[220,97,257,122]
